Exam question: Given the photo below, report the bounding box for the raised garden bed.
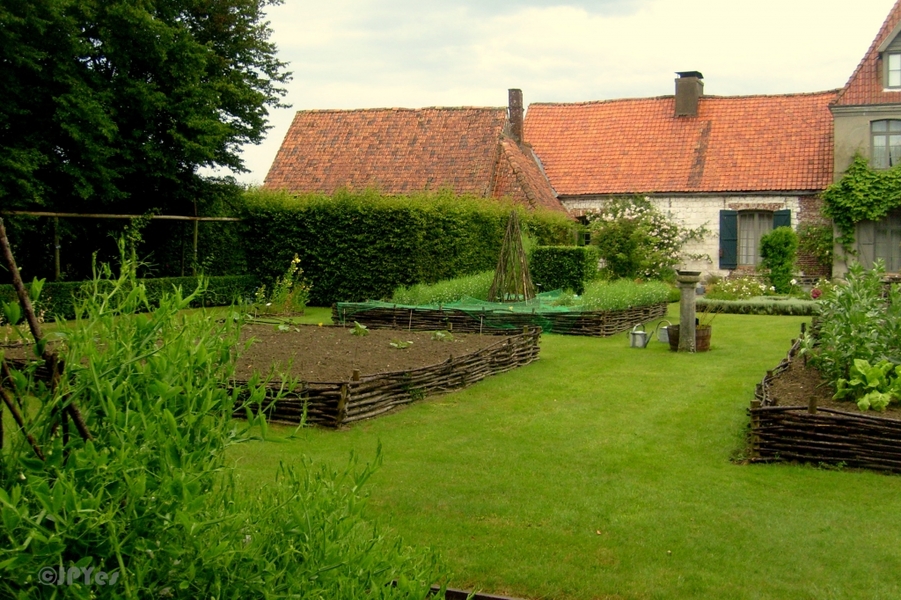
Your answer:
[332,301,667,337]
[232,324,541,427]
[749,330,901,473]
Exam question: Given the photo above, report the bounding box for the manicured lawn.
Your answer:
[231,306,901,600]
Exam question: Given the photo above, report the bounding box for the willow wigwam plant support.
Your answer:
[0,217,92,459]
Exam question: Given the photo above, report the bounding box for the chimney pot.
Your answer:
[674,72,704,117]
[508,88,524,145]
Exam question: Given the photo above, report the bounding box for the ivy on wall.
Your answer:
[822,154,901,248]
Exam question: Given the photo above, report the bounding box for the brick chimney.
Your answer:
[674,71,704,117]
[508,88,524,145]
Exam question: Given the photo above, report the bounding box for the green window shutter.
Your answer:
[719,210,738,270]
[773,209,791,229]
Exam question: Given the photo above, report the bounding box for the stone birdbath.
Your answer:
[675,270,702,352]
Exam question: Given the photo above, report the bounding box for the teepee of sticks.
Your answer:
[488,211,536,303]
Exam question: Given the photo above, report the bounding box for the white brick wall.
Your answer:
[562,195,804,279]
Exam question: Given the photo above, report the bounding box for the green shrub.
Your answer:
[0,275,258,321]
[239,188,576,305]
[391,270,494,305]
[578,279,671,311]
[759,226,798,293]
[696,297,819,316]
[530,246,599,294]
[0,253,445,598]
[587,195,708,280]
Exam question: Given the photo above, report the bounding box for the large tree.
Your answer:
[0,0,289,214]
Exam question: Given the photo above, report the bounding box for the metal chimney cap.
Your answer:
[676,71,704,79]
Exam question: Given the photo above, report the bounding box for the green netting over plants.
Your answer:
[333,290,668,337]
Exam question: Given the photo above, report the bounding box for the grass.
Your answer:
[231,306,901,599]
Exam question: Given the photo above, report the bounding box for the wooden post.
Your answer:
[808,397,818,415]
[192,219,199,276]
[352,369,360,382]
[337,384,348,426]
[53,217,60,281]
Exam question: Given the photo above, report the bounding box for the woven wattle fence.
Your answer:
[750,332,901,473]
[232,327,541,428]
[331,302,667,337]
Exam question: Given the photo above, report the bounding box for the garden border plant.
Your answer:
[0,226,448,598]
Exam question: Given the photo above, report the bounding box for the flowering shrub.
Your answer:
[705,276,779,300]
[586,196,709,280]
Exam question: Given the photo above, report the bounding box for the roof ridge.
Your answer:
[529,89,840,108]
[293,106,505,114]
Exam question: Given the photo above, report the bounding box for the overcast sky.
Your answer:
[228,0,899,185]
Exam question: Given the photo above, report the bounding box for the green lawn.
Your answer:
[231,306,901,600]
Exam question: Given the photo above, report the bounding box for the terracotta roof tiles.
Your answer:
[834,0,901,107]
[524,91,837,196]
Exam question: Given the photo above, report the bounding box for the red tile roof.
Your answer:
[834,0,901,106]
[264,107,563,213]
[523,91,837,196]
[492,139,565,212]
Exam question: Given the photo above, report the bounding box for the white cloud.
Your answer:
[232,0,898,186]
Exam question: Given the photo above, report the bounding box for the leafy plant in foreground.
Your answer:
[833,358,901,411]
[803,261,901,407]
[0,249,445,598]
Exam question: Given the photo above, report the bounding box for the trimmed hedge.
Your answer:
[696,297,819,316]
[240,189,577,305]
[0,275,258,321]
[530,245,599,295]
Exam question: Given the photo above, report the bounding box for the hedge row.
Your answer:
[696,297,819,316]
[529,246,599,295]
[0,275,258,321]
[239,189,577,305]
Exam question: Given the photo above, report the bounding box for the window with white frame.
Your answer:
[889,53,901,88]
[871,120,901,169]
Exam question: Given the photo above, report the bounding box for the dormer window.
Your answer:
[871,120,901,168]
[889,53,901,88]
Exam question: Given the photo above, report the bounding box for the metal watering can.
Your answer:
[629,324,651,348]
[655,320,672,343]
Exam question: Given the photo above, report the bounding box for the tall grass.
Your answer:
[579,278,671,310]
[391,270,493,305]
[391,272,672,311]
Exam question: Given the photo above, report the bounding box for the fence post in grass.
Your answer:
[808,397,817,415]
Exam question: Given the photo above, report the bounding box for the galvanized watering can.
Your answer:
[629,324,651,348]
[655,320,672,343]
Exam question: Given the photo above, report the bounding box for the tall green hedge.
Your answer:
[0,275,257,321]
[240,189,576,305]
[529,246,599,294]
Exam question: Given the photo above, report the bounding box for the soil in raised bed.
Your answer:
[234,324,507,383]
[768,358,901,420]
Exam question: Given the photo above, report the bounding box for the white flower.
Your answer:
[769,286,776,292]
[790,279,797,285]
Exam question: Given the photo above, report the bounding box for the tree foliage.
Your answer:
[759,226,798,293]
[0,0,290,214]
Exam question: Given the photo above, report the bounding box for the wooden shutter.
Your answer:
[773,209,791,229]
[719,210,738,270]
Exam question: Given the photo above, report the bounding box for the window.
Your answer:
[719,209,790,270]
[857,209,901,272]
[738,212,773,266]
[889,53,901,88]
[871,120,901,169]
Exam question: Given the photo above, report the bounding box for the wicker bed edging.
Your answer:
[231,327,541,428]
[331,302,668,337]
[750,334,901,473]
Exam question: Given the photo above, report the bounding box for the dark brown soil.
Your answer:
[768,358,901,419]
[234,324,503,383]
